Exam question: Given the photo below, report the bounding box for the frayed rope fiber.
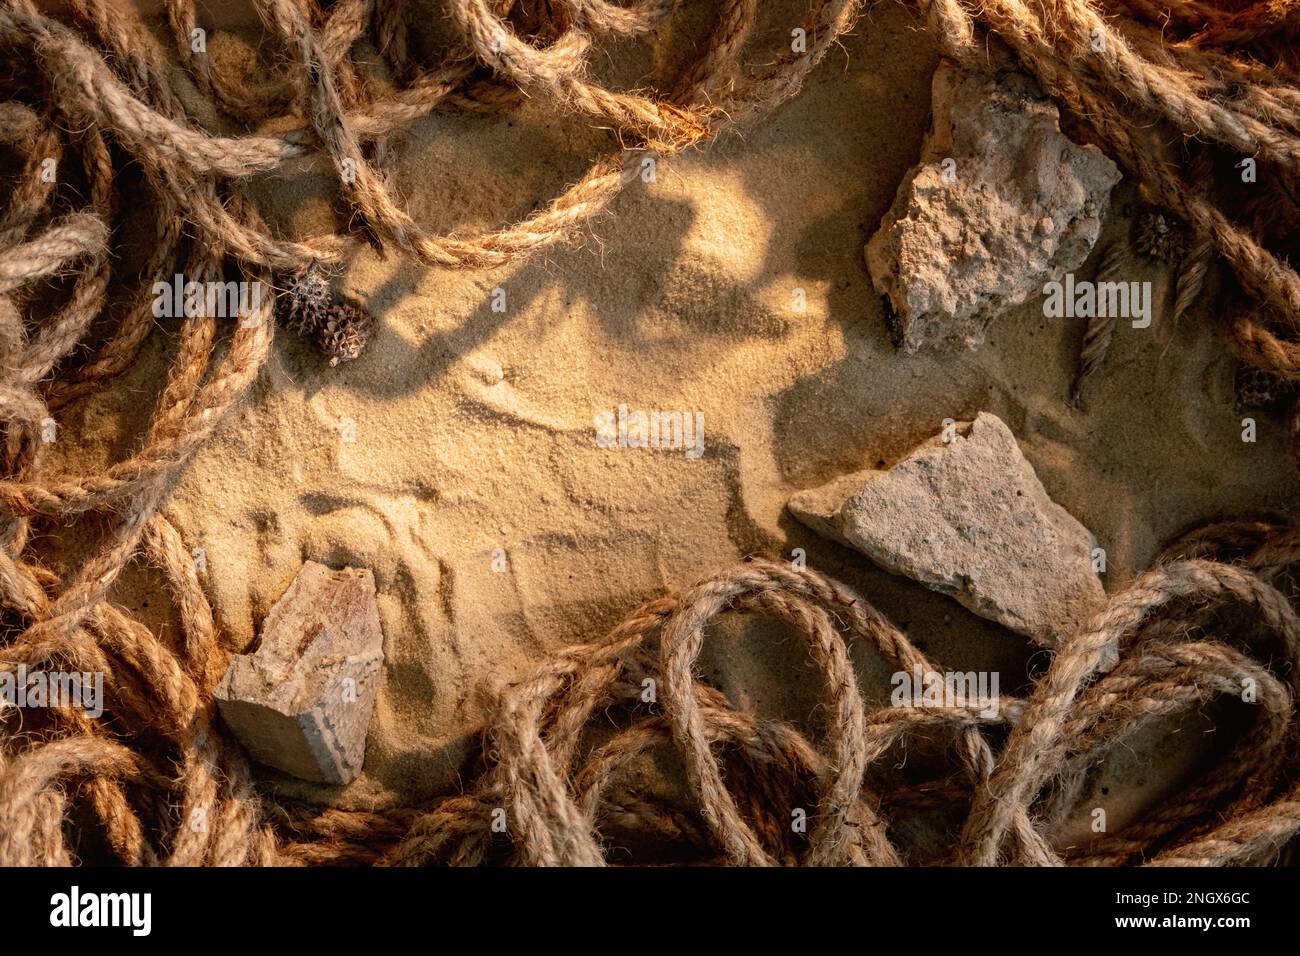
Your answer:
[0,0,1299,865]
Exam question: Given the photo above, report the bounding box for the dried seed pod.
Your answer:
[1235,363,1299,413]
[278,260,331,336]
[275,262,374,365]
[1134,210,1188,264]
[316,302,373,366]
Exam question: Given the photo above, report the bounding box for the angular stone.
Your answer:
[215,562,384,785]
[789,413,1106,650]
[865,63,1121,353]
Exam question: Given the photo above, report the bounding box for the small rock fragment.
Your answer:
[215,561,384,785]
[789,412,1106,651]
[865,63,1122,353]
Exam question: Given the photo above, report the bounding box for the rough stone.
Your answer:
[788,412,1107,650]
[865,63,1122,353]
[215,562,384,785]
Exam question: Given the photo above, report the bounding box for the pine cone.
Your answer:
[1236,363,1298,413]
[317,302,373,366]
[278,260,331,335]
[275,262,374,366]
[1134,211,1188,264]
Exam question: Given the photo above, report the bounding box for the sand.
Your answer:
[59,0,1297,831]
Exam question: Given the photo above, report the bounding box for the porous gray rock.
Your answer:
[215,561,384,785]
[789,413,1106,651]
[865,63,1122,353]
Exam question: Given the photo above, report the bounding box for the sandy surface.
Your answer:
[55,1,1298,837]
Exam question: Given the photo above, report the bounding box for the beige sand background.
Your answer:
[51,1,1297,845]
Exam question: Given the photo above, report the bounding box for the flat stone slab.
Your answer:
[865,63,1121,353]
[789,412,1106,649]
[215,561,384,785]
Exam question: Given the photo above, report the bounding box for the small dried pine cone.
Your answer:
[1235,362,1298,413]
[316,302,373,366]
[1134,211,1188,265]
[278,261,332,335]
